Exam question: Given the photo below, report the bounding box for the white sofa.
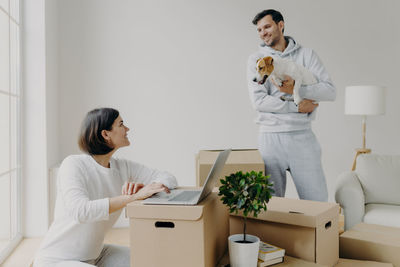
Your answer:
[335,154,400,230]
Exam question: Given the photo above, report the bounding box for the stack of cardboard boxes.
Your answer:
[126,149,398,267]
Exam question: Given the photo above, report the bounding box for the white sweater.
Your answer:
[35,154,177,262]
[247,36,336,132]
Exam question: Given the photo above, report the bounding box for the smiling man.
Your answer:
[247,9,336,201]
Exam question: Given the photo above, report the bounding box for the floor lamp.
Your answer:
[345,85,386,171]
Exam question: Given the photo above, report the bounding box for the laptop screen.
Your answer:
[197,149,231,203]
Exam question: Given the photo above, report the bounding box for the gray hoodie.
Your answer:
[247,36,336,132]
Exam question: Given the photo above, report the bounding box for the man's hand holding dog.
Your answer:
[272,75,295,94]
[298,99,318,113]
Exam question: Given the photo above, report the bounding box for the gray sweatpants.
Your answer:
[258,129,328,201]
[33,244,130,267]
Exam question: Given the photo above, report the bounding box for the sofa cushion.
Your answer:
[357,154,400,205]
[363,204,400,228]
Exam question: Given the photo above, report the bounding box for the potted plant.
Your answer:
[219,171,274,267]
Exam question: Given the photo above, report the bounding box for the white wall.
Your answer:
[45,0,59,227]
[22,0,49,236]
[29,0,400,232]
[57,0,400,192]
[22,0,59,237]
[45,0,59,169]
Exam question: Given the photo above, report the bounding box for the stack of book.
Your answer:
[258,241,285,267]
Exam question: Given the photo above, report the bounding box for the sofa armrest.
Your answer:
[335,171,365,230]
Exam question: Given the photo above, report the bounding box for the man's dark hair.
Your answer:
[252,9,284,33]
[78,107,119,155]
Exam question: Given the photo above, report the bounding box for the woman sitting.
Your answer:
[33,107,177,267]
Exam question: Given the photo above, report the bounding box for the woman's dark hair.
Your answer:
[78,108,119,155]
[252,9,285,33]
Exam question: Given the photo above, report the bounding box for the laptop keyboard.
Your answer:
[169,191,200,202]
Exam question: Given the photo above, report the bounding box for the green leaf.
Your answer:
[218,170,273,232]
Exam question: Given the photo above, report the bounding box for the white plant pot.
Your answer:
[228,234,260,267]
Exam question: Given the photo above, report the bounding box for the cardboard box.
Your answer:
[281,257,394,267]
[217,254,327,266]
[336,258,393,267]
[230,197,340,266]
[127,192,229,267]
[339,214,345,235]
[338,207,344,235]
[276,256,327,266]
[340,223,400,267]
[196,149,264,186]
[218,254,393,267]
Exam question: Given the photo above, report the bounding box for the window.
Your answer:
[0,0,21,263]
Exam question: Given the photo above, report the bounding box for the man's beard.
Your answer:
[265,35,279,47]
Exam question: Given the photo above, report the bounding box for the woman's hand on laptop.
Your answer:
[130,182,170,200]
[122,182,144,195]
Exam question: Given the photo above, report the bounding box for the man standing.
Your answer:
[247,9,335,201]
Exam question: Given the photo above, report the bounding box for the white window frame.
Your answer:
[0,0,22,263]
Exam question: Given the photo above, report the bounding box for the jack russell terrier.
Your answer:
[253,56,317,105]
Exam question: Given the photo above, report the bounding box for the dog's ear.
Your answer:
[264,56,274,73]
[265,56,274,66]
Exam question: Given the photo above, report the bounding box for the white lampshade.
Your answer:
[345,85,386,115]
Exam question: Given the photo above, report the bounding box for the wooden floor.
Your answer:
[1,228,129,267]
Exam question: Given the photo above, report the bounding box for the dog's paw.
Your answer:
[274,78,283,87]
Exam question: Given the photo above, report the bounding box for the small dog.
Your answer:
[253,56,317,105]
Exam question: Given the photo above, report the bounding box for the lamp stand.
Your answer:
[351,115,371,171]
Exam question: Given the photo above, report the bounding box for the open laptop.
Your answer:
[142,149,231,205]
